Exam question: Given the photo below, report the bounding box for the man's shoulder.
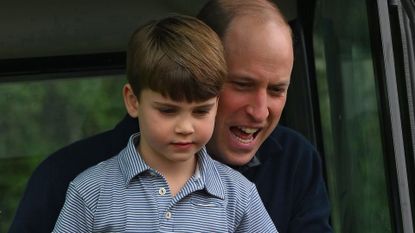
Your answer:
[262,125,318,157]
[254,125,322,178]
[33,129,116,179]
[30,115,137,183]
[270,125,314,147]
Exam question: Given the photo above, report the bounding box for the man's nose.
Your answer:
[246,90,269,122]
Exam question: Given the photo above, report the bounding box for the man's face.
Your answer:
[207,16,294,166]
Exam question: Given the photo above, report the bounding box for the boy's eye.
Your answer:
[158,108,177,114]
[193,109,210,115]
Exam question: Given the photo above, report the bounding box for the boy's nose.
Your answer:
[175,119,195,135]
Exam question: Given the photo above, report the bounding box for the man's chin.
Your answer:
[208,134,259,166]
[224,151,256,167]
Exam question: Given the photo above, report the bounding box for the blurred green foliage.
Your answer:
[0,75,125,232]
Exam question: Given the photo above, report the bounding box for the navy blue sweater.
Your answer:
[9,115,332,233]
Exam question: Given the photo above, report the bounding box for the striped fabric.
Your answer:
[53,133,277,232]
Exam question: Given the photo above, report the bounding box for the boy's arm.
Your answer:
[235,184,278,233]
[52,182,93,233]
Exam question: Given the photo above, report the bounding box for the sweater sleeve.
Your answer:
[289,147,332,233]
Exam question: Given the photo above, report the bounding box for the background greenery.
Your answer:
[0,75,125,232]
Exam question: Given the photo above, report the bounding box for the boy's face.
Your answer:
[134,89,218,167]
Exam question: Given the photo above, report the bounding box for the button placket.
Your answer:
[159,187,167,195]
[165,211,172,219]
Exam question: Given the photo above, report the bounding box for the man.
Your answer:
[198,1,331,232]
[9,0,332,232]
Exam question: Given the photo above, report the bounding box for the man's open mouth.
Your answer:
[230,126,260,144]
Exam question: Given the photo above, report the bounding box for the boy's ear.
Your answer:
[123,84,139,118]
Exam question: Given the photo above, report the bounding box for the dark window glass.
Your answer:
[313,0,393,232]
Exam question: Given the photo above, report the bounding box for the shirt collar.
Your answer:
[233,155,261,173]
[117,133,150,187]
[117,133,225,200]
[230,130,284,173]
[197,147,225,200]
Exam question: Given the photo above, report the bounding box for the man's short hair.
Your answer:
[197,0,288,39]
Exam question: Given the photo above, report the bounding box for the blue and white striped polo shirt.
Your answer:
[53,133,277,232]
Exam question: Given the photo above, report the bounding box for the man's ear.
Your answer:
[123,84,139,118]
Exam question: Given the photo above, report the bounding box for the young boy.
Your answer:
[53,15,277,232]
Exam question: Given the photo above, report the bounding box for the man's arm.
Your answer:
[8,115,137,233]
[8,160,65,233]
[288,144,332,233]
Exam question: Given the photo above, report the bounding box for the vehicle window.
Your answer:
[0,75,125,232]
[313,0,393,232]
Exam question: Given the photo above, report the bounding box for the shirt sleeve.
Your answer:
[235,184,278,233]
[52,182,94,233]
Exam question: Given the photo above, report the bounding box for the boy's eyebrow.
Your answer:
[152,101,216,108]
[194,102,216,108]
[152,101,177,107]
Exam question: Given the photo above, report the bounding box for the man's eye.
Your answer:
[269,88,287,97]
[232,81,251,90]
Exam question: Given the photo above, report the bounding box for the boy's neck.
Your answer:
[137,145,198,197]
[162,158,197,196]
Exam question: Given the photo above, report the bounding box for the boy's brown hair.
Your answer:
[127,14,227,102]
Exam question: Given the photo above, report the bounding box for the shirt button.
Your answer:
[165,211,172,219]
[159,187,166,195]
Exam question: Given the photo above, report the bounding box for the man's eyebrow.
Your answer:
[266,83,289,93]
[271,80,291,87]
[229,76,255,82]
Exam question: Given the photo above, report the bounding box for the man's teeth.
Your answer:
[236,136,253,144]
[231,127,258,144]
[239,127,258,134]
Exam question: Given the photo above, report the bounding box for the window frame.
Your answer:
[366,0,414,232]
[0,52,126,83]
